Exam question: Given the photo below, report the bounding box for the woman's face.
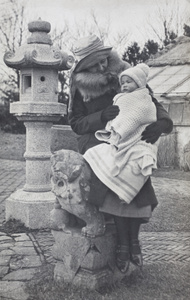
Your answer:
[87,58,108,73]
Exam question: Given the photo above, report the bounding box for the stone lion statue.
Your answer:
[50,149,105,238]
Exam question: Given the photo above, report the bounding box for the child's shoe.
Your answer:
[116,244,130,273]
[130,239,143,269]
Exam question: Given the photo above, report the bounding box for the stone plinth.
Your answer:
[6,190,55,229]
[52,225,133,289]
[5,116,60,229]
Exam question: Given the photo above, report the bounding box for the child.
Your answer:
[84,63,158,205]
[83,63,159,273]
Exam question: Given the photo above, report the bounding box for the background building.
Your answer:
[147,36,190,170]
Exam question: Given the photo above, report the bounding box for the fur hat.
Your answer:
[119,63,149,88]
[72,35,112,73]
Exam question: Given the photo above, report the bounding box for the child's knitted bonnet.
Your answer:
[119,63,149,88]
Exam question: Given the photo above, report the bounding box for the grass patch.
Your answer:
[0,128,78,161]
[26,265,103,300]
[153,168,190,181]
[0,130,26,161]
[26,263,190,300]
[0,218,37,234]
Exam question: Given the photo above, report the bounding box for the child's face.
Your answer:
[120,75,139,93]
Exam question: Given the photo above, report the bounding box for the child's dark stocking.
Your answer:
[129,218,141,241]
[114,216,130,273]
[129,218,143,268]
[114,216,130,246]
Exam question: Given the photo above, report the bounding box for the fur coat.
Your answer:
[68,50,130,112]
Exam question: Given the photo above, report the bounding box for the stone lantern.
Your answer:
[4,19,74,228]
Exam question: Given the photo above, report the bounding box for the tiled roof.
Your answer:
[146,36,190,126]
[148,65,190,98]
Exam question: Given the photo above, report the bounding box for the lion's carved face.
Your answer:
[51,150,91,208]
[50,150,106,238]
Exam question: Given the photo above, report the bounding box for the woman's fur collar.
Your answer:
[69,51,130,108]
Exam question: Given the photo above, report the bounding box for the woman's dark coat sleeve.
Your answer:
[152,96,173,134]
[69,90,107,135]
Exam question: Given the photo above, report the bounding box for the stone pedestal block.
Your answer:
[52,225,133,289]
[6,189,55,229]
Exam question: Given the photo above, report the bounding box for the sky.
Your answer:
[0,0,190,66]
[25,0,158,28]
[23,0,190,45]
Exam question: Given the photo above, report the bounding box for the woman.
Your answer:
[68,34,173,273]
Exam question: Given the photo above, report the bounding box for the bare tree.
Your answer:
[90,9,110,41]
[145,0,188,47]
[110,30,131,55]
[51,21,71,51]
[0,0,26,51]
[52,9,130,55]
[0,0,28,95]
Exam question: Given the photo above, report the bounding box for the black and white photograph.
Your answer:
[0,0,190,299]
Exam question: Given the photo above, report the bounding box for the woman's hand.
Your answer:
[101,105,120,122]
[141,119,169,144]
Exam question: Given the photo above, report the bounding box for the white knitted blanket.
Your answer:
[96,88,156,149]
[84,88,158,203]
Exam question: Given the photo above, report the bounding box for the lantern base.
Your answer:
[5,189,55,229]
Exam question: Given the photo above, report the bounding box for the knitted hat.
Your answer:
[119,63,150,88]
[72,35,112,73]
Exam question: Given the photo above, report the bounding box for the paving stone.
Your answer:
[0,249,15,256]
[10,255,42,270]
[0,256,11,266]
[31,231,55,264]
[0,235,14,242]
[0,231,7,236]
[12,246,37,256]
[140,232,190,264]
[2,267,39,281]
[0,243,15,250]
[0,266,9,278]
[15,241,34,247]
[12,233,31,241]
[0,281,29,300]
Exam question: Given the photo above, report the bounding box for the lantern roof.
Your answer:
[4,19,74,70]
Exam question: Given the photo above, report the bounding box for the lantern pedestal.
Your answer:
[5,114,65,229]
[3,19,73,229]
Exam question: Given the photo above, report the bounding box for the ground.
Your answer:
[0,129,190,300]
